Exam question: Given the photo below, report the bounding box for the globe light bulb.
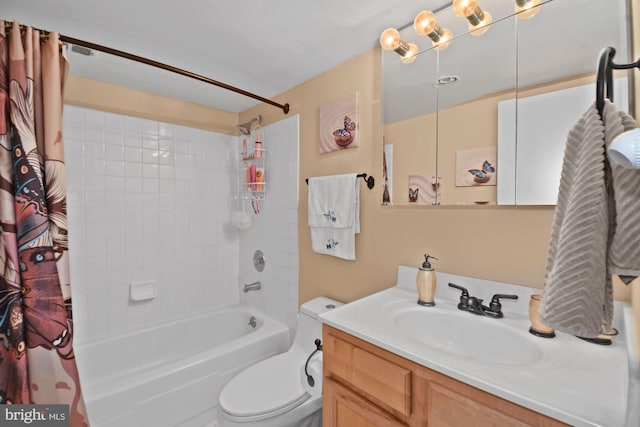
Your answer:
[515,0,541,19]
[379,28,400,51]
[413,10,437,36]
[401,43,418,64]
[452,0,478,18]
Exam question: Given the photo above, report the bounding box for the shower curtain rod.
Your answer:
[2,21,291,114]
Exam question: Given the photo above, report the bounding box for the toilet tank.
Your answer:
[292,297,342,352]
[300,296,342,319]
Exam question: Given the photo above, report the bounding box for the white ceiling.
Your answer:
[2,0,452,113]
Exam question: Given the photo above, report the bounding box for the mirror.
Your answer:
[381,0,632,206]
[383,48,439,205]
[504,0,630,205]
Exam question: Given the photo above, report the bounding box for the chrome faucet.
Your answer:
[448,283,518,318]
[243,281,262,293]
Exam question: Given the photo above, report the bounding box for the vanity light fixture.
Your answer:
[514,0,541,20]
[379,28,419,64]
[413,10,452,51]
[452,0,492,36]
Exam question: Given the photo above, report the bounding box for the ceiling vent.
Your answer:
[433,75,459,87]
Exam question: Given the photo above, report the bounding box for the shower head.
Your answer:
[236,115,262,135]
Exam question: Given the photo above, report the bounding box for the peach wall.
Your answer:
[437,93,509,205]
[65,75,238,134]
[384,113,437,205]
[241,49,557,300]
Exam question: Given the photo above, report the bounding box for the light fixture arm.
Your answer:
[428,24,446,43]
[394,40,411,57]
[465,6,486,26]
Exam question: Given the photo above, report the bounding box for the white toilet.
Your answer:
[217,297,342,427]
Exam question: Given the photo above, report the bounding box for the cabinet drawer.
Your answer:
[324,378,408,427]
[324,330,412,417]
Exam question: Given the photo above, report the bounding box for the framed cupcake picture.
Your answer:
[319,93,359,153]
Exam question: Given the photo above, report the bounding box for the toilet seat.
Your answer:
[219,351,311,421]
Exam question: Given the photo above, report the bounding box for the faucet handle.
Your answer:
[448,283,470,309]
[488,293,518,314]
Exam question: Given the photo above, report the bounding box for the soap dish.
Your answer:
[130,280,158,301]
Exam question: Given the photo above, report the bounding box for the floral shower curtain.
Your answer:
[0,21,88,426]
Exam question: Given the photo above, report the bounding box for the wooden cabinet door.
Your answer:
[323,378,408,427]
[416,365,569,427]
[426,382,531,427]
[323,329,412,418]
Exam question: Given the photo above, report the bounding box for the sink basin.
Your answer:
[393,306,544,367]
[319,274,629,427]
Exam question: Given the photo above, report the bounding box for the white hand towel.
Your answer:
[308,174,360,260]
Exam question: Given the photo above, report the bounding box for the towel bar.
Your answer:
[305,173,375,189]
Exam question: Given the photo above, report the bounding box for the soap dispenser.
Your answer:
[417,254,437,306]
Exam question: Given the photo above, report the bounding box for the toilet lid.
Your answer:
[219,351,310,418]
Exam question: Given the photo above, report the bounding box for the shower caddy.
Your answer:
[240,134,266,213]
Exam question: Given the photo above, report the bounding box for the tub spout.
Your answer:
[243,281,261,293]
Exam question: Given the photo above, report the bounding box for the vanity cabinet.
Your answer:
[322,325,568,427]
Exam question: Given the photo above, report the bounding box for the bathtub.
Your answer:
[74,305,290,427]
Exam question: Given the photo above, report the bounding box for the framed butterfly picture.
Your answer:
[408,173,440,205]
[455,147,497,187]
[319,93,359,153]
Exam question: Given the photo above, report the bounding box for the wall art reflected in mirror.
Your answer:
[381,0,632,206]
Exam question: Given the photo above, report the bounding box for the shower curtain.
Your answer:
[0,22,88,426]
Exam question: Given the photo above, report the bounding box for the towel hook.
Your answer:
[596,46,640,117]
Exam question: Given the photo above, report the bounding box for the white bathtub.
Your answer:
[74,305,290,427]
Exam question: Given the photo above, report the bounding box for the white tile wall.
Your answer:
[238,115,300,337]
[64,107,300,347]
[64,106,241,345]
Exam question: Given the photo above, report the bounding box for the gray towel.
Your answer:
[604,105,640,278]
[540,100,638,338]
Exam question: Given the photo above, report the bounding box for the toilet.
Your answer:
[217,297,342,427]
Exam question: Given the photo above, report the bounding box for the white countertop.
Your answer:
[320,266,633,427]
